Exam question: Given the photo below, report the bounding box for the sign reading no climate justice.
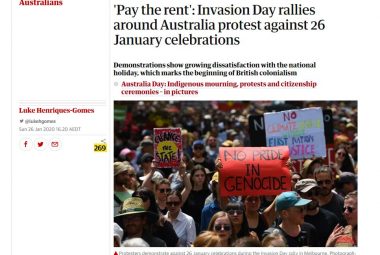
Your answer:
[264,107,326,160]
[219,146,291,197]
[154,128,182,168]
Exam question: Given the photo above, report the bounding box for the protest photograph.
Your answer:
[113,101,358,248]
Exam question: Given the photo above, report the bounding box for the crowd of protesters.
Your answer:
[113,101,358,247]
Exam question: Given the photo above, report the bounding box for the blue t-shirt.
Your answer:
[200,200,221,231]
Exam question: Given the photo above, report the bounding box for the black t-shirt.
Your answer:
[152,220,179,247]
[279,222,318,247]
[141,231,167,247]
[247,213,268,240]
[304,208,339,246]
[182,189,211,234]
[321,192,347,226]
[159,207,168,216]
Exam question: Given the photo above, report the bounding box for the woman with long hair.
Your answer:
[181,164,211,234]
[207,211,237,247]
[333,144,355,174]
[225,202,250,238]
[242,195,276,240]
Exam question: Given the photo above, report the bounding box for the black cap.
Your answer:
[141,153,154,163]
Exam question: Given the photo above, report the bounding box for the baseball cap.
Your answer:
[119,148,136,161]
[294,179,320,193]
[275,191,311,212]
[141,153,154,163]
[140,138,153,147]
[192,140,205,148]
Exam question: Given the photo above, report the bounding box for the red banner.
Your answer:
[153,128,182,168]
[219,146,291,196]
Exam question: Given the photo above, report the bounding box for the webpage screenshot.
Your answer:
[6,0,379,255]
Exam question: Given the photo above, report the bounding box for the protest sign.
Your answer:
[219,146,291,197]
[248,115,266,147]
[323,109,334,145]
[153,128,182,168]
[264,107,326,160]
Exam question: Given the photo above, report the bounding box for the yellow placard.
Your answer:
[93,143,107,152]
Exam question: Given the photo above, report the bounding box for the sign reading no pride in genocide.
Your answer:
[219,146,291,197]
[264,107,326,160]
[154,128,182,168]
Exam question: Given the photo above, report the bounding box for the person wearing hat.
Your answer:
[345,123,357,142]
[118,147,139,172]
[301,158,323,179]
[119,147,136,162]
[191,140,215,174]
[295,179,339,246]
[136,138,154,165]
[334,172,357,197]
[114,197,166,247]
[136,153,154,180]
[200,171,229,231]
[114,162,133,215]
[132,188,179,247]
[264,191,318,247]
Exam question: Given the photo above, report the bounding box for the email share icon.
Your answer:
[49,139,61,151]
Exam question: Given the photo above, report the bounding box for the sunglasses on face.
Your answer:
[194,146,204,150]
[214,224,232,232]
[227,210,243,216]
[166,201,181,207]
[317,180,332,185]
[304,189,319,197]
[159,188,171,194]
[337,152,346,157]
[292,178,300,182]
[344,206,356,213]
